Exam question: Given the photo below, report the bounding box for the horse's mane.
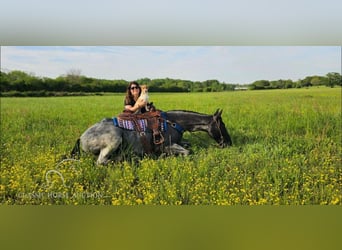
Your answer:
[166,110,207,115]
[165,110,212,123]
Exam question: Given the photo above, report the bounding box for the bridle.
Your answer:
[212,116,225,147]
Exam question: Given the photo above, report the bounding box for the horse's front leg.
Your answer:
[164,143,190,156]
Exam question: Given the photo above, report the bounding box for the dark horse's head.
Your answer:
[208,109,232,147]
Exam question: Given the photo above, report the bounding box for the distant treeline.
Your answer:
[249,72,341,90]
[0,70,340,97]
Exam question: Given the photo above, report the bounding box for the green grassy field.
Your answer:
[1,87,341,205]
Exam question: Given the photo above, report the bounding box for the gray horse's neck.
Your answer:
[165,110,212,132]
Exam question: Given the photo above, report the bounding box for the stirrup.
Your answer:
[153,132,164,145]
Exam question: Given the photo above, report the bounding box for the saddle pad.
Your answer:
[113,117,148,131]
[113,112,168,132]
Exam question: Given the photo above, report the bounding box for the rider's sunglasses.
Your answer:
[130,86,139,90]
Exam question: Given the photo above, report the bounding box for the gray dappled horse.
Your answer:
[71,109,232,165]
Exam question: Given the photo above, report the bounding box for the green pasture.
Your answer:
[0,87,341,205]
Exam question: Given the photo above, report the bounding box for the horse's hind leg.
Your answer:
[164,143,190,156]
[97,136,122,165]
[97,146,113,165]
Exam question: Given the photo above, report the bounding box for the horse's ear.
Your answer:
[214,109,223,117]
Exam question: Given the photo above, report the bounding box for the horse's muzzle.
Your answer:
[220,140,232,148]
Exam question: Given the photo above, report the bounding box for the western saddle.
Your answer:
[115,111,165,153]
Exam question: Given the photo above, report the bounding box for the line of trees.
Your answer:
[249,73,341,90]
[0,70,236,95]
[0,70,340,97]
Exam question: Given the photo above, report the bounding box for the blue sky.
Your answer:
[1,46,340,84]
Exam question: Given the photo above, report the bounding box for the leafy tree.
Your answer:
[284,80,294,89]
[251,80,270,90]
[326,72,341,88]
[310,76,328,86]
[0,71,11,91]
[300,76,313,87]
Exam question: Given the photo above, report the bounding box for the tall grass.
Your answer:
[1,87,341,204]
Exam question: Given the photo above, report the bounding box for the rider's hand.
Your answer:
[137,99,146,107]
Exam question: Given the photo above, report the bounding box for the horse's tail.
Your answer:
[70,138,81,158]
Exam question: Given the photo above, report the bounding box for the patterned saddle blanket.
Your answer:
[113,111,167,133]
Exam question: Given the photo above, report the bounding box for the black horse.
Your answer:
[71,109,232,165]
